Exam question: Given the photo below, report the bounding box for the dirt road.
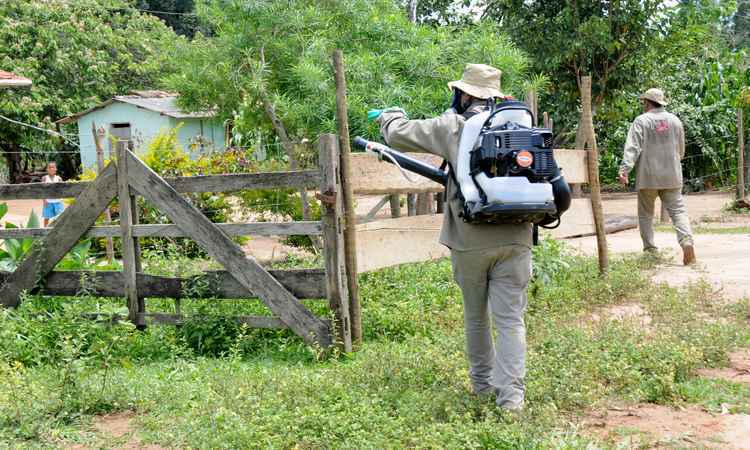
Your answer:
[569,191,750,301]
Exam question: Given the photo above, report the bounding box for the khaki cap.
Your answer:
[448,64,504,100]
[639,88,668,106]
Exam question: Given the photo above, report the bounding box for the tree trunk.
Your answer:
[3,143,23,184]
[408,0,418,22]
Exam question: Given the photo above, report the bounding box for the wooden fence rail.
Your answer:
[0,138,355,351]
[0,170,321,200]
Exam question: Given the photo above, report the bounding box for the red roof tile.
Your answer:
[0,70,32,87]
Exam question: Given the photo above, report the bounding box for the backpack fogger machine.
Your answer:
[353,101,571,228]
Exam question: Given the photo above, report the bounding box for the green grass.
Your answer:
[0,240,748,448]
[655,224,750,234]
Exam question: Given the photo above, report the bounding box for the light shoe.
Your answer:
[682,244,696,265]
[498,401,524,417]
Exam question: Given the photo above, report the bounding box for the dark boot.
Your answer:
[682,245,696,266]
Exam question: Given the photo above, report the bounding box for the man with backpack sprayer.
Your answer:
[363,64,570,411]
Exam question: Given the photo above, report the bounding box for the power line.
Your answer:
[0,115,80,148]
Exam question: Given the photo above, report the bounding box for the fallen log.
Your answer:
[564,215,637,239]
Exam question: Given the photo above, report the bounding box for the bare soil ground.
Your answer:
[587,405,750,449]
[67,411,165,450]
[575,191,750,448]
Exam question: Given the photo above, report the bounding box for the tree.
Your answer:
[166,0,530,149]
[135,0,207,37]
[0,0,181,181]
[484,0,666,144]
[733,0,750,48]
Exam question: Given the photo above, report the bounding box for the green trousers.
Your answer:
[638,188,694,250]
[450,244,532,408]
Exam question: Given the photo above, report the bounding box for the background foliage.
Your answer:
[165,0,530,150]
[0,0,181,179]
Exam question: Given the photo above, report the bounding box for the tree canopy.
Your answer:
[165,0,531,149]
[0,0,181,179]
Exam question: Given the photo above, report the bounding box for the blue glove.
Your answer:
[367,109,384,121]
[367,107,406,122]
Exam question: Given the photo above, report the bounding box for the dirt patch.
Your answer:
[94,412,135,438]
[66,411,166,450]
[698,350,750,385]
[586,303,653,331]
[586,404,750,449]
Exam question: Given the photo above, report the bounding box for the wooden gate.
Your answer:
[0,134,354,351]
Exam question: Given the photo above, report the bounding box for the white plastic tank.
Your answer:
[489,109,533,128]
[475,174,554,204]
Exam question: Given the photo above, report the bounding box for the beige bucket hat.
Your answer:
[448,64,503,100]
[639,88,668,106]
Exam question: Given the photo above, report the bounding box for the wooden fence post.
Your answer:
[580,76,609,274]
[416,193,430,215]
[126,141,144,318]
[92,122,115,264]
[116,140,140,324]
[738,108,746,201]
[407,193,417,216]
[332,49,362,345]
[390,194,401,218]
[526,90,538,127]
[318,134,352,351]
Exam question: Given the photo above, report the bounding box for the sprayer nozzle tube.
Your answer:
[353,136,448,186]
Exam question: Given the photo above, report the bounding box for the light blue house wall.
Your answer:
[75,102,225,168]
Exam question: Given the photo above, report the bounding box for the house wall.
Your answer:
[76,102,226,168]
[170,117,226,158]
[77,102,171,168]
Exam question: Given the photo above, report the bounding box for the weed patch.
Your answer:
[0,240,748,447]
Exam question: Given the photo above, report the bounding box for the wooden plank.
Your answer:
[164,170,320,193]
[0,181,86,200]
[129,222,323,238]
[349,152,444,195]
[0,170,321,200]
[319,134,352,351]
[83,312,289,329]
[355,214,448,273]
[0,164,118,307]
[553,149,589,184]
[546,199,595,239]
[125,151,331,347]
[0,222,323,239]
[116,141,140,323]
[0,269,327,299]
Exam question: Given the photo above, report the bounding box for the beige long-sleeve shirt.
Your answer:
[619,107,685,190]
[378,104,532,251]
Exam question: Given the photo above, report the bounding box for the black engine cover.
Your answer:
[471,127,556,181]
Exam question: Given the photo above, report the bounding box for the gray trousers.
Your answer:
[638,188,694,250]
[450,244,532,408]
